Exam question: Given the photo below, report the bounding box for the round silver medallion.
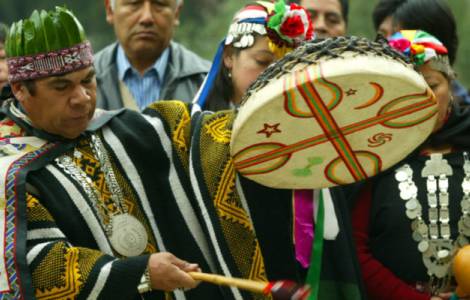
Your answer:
[411,219,419,231]
[437,249,450,259]
[418,240,429,253]
[406,199,418,210]
[412,230,423,242]
[398,182,409,191]
[109,214,148,257]
[401,189,413,200]
[406,208,418,220]
[395,170,408,182]
[418,222,428,235]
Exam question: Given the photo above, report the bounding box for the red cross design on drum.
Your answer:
[231,59,438,189]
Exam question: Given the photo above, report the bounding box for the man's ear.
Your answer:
[10,82,28,104]
[173,3,182,27]
[104,0,114,25]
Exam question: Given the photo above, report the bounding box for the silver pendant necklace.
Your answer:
[395,152,470,294]
[55,134,148,257]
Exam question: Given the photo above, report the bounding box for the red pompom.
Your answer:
[280,15,306,38]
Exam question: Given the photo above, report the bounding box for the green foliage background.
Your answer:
[0,0,469,87]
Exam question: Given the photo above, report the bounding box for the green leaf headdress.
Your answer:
[5,6,93,82]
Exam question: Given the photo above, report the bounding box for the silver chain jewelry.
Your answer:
[55,134,148,257]
[89,134,127,213]
[395,152,470,294]
[55,155,114,235]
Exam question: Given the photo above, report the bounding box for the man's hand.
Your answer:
[147,252,201,292]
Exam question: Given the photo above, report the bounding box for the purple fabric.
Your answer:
[294,189,315,268]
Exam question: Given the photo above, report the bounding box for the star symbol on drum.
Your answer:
[346,88,357,96]
[257,123,282,138]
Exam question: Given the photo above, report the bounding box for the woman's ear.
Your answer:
[223,47,234,70]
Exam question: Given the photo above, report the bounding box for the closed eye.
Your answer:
[51,81,70,91]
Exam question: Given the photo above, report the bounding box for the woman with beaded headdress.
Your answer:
[194,0,314,111]
[188,2,371,300]
[351,30,470,300]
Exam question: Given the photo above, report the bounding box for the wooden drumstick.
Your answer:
[188,272,311,300]
[189,272,266,293]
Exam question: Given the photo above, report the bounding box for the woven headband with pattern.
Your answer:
[7,41,93,82]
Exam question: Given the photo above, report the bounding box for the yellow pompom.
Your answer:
[269,41,294,59]
[411,44,425,54]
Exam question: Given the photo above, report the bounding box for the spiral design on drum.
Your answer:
[368,133,393,148]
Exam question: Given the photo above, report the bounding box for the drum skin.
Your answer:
[231,53,437,189]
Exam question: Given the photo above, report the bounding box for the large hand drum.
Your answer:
[230,36,438,189]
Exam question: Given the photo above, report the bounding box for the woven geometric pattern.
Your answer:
[4,142,57,298]
[199,113,270,298]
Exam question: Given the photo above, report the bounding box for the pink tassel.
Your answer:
[293,189,315,268]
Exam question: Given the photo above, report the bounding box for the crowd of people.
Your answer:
[0,0,469,299]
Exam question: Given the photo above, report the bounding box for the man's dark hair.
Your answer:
[393,0,458,65]
[372,0,406,30]
[0,23,8,44]
[22,80,36,96]
[290,0,349,23]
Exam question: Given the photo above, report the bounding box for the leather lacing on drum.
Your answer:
[242,35,411,105]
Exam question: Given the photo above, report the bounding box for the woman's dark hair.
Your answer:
[372,0,406,30]
[393,0,458,65]
[203,47,239,111]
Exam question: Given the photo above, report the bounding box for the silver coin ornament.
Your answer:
[394,154,470,291]
[110,214,148,257]
[395,170,409,182]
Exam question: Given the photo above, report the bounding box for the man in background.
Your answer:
[372,0,405,37]
[293,0,348,38]
[372,0,470,105]
[95,0,210,110]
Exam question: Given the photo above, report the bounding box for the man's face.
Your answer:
[300,0,346,38]
[0,43,8,90]
[105,0,181,63]
[12,67,97,139]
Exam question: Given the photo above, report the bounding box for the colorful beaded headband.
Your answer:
[388,30,454,79]
[226,0,314,58]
